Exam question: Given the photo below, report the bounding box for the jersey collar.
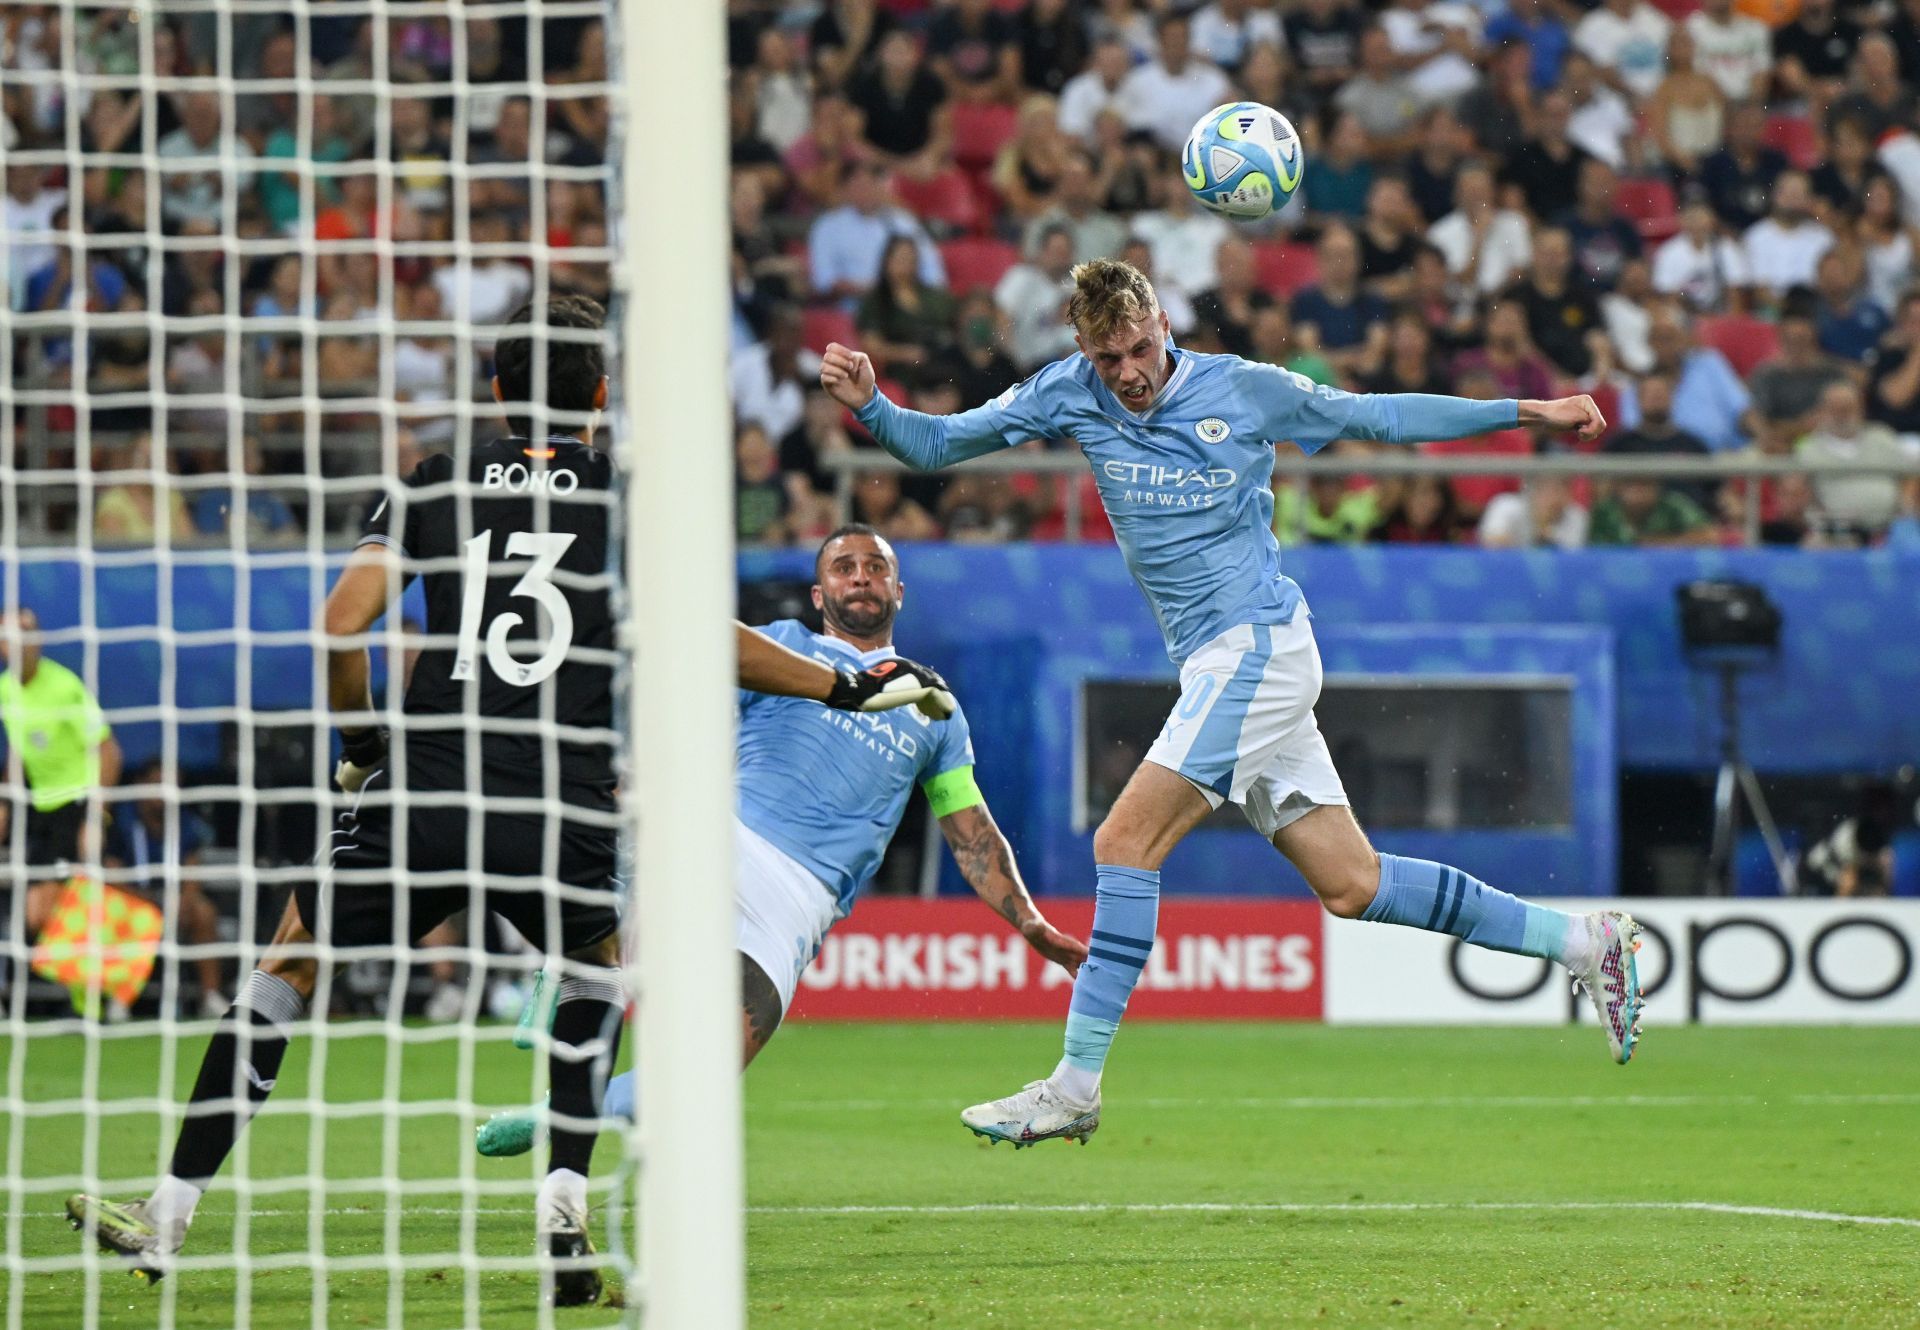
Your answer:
[505,433,586,459]
[1138,348,1195,422]
[812,629,896,669]
[1100,346,1194,423]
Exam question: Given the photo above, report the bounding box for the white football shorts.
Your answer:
[1143,618,1349,838]
[734,818,840,1015]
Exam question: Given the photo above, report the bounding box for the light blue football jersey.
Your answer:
[736,619,975,915]
[855,348,1518,662]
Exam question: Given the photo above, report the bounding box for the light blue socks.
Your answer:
[601,1069,635,1122]
[1362,854,1581,964]
[1054,865,1160,1102]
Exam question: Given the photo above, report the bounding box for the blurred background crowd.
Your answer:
[6,0,1920,551]
[3,5,612,545]
[718,0,1920,550]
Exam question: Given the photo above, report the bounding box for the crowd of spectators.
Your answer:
[7,2,1920,550]
[721,0,1920,548]
[2,7,612,544]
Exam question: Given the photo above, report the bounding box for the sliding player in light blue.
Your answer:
[474,525,1086,1157]
[819,257,1646,1150]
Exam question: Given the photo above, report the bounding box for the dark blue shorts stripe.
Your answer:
[1087,945,1151,969]
[1178,626,1277,799]
[1089,929,1154,953]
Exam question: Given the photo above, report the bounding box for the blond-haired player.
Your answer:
[820,258,1645,1148]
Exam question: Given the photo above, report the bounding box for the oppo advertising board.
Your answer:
[787,898,1920,1025]
[1323,898,1920,1025]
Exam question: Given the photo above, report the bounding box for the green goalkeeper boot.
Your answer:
[477,1103,546,1157]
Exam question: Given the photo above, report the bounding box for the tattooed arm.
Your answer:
[937,803,1087,978]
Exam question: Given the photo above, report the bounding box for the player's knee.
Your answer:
[259,952,319,1004]
[1091,814,1146,868]
[1313,851,1381,920]
[739,955,784,1065]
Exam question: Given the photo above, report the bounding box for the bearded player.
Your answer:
[819,258,1645,1149]
[470,524,1086,1157]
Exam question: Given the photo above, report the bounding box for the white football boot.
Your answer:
[537,1176,602,1308]
[66,1194,183,1284]
[1570,910,1646,1064]
[961,1079,1100,1148]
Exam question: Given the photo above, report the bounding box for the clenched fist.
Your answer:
[819,342,877,412]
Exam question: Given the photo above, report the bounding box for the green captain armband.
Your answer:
[922,766,984,819]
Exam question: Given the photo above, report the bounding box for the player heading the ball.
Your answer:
[819,257,1644,1150]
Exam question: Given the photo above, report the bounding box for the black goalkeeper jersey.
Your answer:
[359,435,617,805]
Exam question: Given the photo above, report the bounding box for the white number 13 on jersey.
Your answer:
[451,530,577,686]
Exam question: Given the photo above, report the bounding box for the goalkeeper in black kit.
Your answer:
[66,295,953,1307]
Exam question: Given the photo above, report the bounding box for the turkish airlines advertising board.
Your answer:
[786,898,1920,1025]
[787,899,1323,1020]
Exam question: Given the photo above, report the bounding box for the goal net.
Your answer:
[1,2,740,1326]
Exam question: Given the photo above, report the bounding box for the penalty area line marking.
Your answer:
[746,1200,1920,1229]
[32,1201,1919,1229]
[756,1092,1920,1113]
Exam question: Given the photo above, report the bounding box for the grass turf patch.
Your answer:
[4,1022,1916,1328]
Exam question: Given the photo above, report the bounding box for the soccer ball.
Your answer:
[1181,101,1304,220]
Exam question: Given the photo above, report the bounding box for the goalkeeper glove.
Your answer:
[335,727,388,794]
[825,657,957,721]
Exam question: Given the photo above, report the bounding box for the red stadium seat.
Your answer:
[940,237,1020,294]
[890,166,983,235]
[1420,429,1531,515]
[800,305,858,356]
[1764,114,1819,170]
[1251,242,1320,297]
[951,102,1019,171]
[1615,177,1680,244]
[1695,314,1780,378]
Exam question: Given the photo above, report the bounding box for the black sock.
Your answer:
[547,968,626,1178]
[167,971,302,1188]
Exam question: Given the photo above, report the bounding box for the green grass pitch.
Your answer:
[4,1021,1918,1328]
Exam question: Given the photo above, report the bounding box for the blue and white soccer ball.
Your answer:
[1181,101,1304,220]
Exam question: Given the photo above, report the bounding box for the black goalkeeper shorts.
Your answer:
[292,762,620,957]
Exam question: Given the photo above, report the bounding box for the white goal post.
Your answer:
[617,0,746,1326]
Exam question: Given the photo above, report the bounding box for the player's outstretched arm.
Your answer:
[819,341,1040,472]
[321,544,400,792]
[738,623,957,720]
[1249,362,1607,449]
[737,621,841,700]
[1348,390,1607,445]
[937,799,1087,978]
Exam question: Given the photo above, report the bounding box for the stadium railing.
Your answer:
[820,450,1920,546]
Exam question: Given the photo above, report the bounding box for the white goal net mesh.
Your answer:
[0,3,737,1326]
